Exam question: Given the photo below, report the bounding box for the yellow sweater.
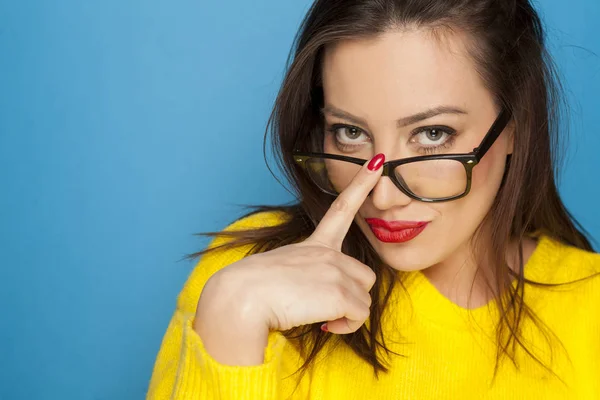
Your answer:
[147,211,600,399]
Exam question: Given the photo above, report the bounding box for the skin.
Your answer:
[321,28,536,309]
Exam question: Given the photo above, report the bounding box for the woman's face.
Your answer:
[320,28,513,271]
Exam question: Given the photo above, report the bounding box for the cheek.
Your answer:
[425,148,506,249]
[471,146,506,193]
[440,146,506,234]
[429,145,507,221]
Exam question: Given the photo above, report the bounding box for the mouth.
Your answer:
[364,218,429,243]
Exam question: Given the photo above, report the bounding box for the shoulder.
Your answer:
[176,210,291,313]
[211,209,290,242]
[527,236,600,342]
[528,234,600,284]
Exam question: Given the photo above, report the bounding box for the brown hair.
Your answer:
[187,0,596,385]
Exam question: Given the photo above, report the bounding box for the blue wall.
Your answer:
[0,1,597,398]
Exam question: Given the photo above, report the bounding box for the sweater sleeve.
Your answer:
[146,310,289,399]
[146,211,308,399]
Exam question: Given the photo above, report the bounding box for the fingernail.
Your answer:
[320,323,329,332]
[367,153,385,171]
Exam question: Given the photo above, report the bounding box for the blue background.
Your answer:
[0,1,598,398]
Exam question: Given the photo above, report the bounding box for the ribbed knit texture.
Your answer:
[147,211,600,399]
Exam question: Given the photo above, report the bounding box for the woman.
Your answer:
[147,0,600,398]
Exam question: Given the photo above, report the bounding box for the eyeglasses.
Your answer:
[293,108,512,203]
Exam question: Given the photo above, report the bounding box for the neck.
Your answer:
[420,230,537,310]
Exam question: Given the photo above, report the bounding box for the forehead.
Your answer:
[321,29,494,120]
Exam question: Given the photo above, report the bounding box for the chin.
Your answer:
[362,230,438,272]
[379,246,435,272]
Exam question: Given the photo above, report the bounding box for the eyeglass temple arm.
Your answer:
[472,108,513,160]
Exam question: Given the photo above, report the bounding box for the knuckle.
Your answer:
[331,284,350,302]
[302,247,329,264]
[325,265,345,282]
[365,294,373,307]
[318,247,340,263]
[358,307,370,321]
[353,173,369,187]
[365,270,377,286]
[330,196,350,213]
[301,245,326,258]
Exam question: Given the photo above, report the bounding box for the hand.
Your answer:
[194,153,385,364]
[198,153,385,334]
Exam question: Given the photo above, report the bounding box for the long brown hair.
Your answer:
[187,0,596,384]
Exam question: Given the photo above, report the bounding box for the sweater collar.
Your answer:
[385,235,557,332]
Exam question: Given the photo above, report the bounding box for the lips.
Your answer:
[364,218,429,243]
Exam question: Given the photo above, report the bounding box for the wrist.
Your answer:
[193,304,270,366]
[193,277,270,366]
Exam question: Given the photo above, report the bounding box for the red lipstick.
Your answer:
[364,218,428,243]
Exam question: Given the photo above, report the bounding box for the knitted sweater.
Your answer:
[147,211,600,399]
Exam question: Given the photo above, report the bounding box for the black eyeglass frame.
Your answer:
[293,108,513,203]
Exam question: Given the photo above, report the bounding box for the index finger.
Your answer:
[308,153,385,249]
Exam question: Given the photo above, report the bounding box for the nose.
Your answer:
[369,175,412,210]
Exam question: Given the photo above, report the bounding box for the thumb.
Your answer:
[321,317,364,335]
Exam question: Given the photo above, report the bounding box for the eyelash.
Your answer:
[325,123,458,155]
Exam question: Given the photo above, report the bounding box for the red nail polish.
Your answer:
[320,323,328,332]
[367,153,385,171]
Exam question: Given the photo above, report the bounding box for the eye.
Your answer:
[328,125,370,145]
[410,127,455,147]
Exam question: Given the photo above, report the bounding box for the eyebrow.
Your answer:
[321,105,468,128]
